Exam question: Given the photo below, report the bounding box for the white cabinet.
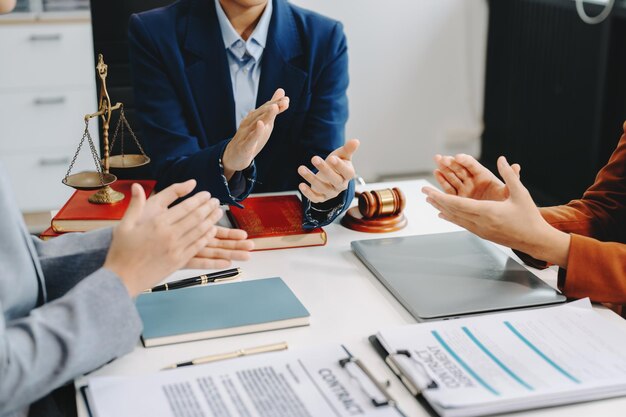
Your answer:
[0,20,98,212]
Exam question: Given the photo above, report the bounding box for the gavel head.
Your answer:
[358,187,406,219]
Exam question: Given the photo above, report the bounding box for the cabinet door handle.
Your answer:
[28,34,62,42]
[33,97,66,105]
[38,157,70,167]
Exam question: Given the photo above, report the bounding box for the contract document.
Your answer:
[85,344,404,417]
[373,298,626,417]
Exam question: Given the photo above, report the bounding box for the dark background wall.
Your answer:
[483,0,626,206]
[90,0,174,179]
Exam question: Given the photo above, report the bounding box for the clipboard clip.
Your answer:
[339,356,396,408]
[385,350,438,396]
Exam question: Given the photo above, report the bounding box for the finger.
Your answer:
[202,237,255,251]
[214,226,248,240]
[184,237,253,268]
[454,154,488,178]
[175,199,221,241]
[511,163,521,177]
[180,217,218,255]
[252,104,280,128]
[434,154,451,172]
[447,159,471,182]
[329,139,360,161]
[181,234,214,267]
[270,88,285,101]
[276,96,290,113]
[497,156,526,198]
[198,247,252,261]
[240,99,281,129]
[151,179,197,207]
[299,182,325,203]
[121,183,146,226]
[421,186,486,217]
[327,156,355,183]
[162,191,212,225]
[312,156,344,189]
[297,165,334,196]
[268,89,290,112]
[437,163,464,193]
[433,169,458,195]
[425,195,479,222]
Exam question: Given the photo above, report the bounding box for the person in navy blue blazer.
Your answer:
[128,0,359,228]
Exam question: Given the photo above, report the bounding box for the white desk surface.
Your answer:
[75,180,626,417]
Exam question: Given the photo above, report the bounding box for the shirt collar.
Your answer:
[214,0,273,62]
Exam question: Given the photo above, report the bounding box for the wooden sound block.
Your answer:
[341,206,407,233]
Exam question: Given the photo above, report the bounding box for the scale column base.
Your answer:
[88,185,125,204]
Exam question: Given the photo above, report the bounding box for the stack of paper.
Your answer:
[375,299,626,417]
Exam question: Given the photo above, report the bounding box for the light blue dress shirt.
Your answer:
[213,0,345,225]
[214,0,273,128]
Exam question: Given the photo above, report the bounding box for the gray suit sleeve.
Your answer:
[0,268,142,415]
[32,228,113,301]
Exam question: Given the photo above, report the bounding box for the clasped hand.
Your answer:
[222,88,290,180]
[222,86,359,204]
[422,154,570,267]
[104,180,253,297]
[297,139,360,203]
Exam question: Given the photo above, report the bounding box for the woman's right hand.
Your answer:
[221,88,290,180]
[104,180,225,297]
[433,153,521,201]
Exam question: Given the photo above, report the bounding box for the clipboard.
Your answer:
[81,343,408,417]
[338,345,408,416]
[369,335,441,417]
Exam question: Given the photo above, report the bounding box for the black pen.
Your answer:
[144,267,241,292]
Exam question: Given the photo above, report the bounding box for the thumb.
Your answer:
[121,183,146,226]
[330,138,360,160]
[497,157,525,198]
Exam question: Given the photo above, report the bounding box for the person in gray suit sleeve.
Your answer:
[0,162,254,417]
[0,8,254,409]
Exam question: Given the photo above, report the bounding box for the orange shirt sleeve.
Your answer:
[538,122,626,303]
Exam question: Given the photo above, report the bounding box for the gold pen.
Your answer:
[162,342,289,370]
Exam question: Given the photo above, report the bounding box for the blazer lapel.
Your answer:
[257,0,307,109]
[183,0,236,143]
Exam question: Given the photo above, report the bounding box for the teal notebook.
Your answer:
[136,277,310,347]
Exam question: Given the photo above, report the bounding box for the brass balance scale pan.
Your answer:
[62,172,117,191]
[106,154,151,169]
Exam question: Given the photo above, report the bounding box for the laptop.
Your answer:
[351,231,566,321]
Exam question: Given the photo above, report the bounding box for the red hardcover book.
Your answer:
[39,226,66,240]
[227,195,327,251]
[51,180,156,233]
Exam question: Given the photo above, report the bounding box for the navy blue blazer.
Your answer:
[128,0,354,227]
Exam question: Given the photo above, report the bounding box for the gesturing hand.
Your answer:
[105,180,227,297]
[434,153,520,201]
[423,156,570,267]
[222,88,290,180]
[297,139,360,203]
[184,226,254,270]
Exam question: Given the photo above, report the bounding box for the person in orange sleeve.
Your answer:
[421,121,626,304]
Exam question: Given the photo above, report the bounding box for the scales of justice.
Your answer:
[62,54,150,204]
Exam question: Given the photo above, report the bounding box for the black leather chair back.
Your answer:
[90,0,175,179]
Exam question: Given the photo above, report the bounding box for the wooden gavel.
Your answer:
[357,187,406,219]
